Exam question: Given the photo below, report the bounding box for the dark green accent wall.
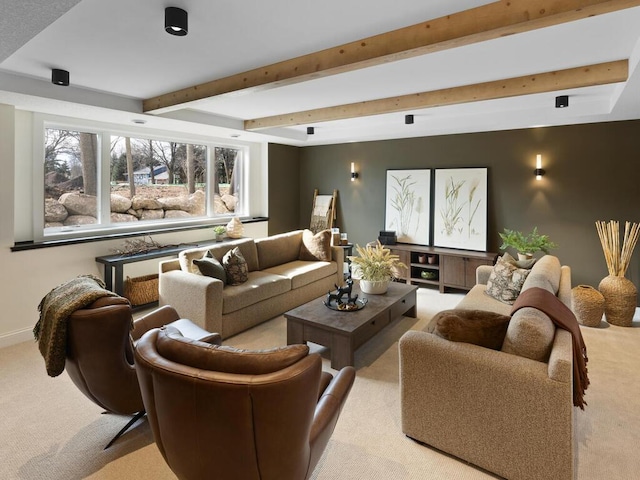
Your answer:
[268,120,640,290]
[267,143,301,235]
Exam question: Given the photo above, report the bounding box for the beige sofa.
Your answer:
[159,230,343,339]
[399,255,575,480]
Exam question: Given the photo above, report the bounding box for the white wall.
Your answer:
[0,105,269,348]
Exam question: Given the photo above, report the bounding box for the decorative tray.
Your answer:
[323,298,368,312]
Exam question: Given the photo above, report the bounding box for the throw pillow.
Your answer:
[157,326,310,375]
[485,255,532,305]
[428,309,511,350]
[222,247,249,285]
[299,229,332,262]
[193,252,227,284]
[502,252,537,269]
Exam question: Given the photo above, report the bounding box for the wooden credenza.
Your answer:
[386,244,498,293]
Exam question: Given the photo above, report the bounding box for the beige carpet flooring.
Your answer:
[1,288,639,479]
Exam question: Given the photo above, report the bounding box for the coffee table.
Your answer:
[285,282,417,369]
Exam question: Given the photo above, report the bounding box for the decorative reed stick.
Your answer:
[595,220,640,276]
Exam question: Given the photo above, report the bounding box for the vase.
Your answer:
[518,253,533,261]
[598,275,637,327]
[360,279,389,294]
[571,285,605,327]
[226,217,244,238]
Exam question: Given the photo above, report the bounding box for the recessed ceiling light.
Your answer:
[51,68,69,86]
[132,119,147,124]
[165,7,188,36]
[555,95,569,108]
[230,134,241,138]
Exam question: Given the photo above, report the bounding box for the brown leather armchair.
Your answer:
[135,325,356,480]
[65,297,218,448]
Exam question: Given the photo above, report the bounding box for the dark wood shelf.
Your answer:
[388,244,498,293]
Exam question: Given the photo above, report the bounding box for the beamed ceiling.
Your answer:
[2,0,640,146]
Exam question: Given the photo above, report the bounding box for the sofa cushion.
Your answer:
[426,309,511,350]
[222,247,249,286]
[263,260,337,290]
[222,271,291,314]
[521,255,561,295]
[255,230,303,270]
[157,325,309,374]
[299,229,332,262]
[178,248,208,274]
[485,255,531,305]
[457,284,512,316]
[209,238,259,272]
[193,253,227,284]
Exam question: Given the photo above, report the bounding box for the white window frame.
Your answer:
[33,114,250,242]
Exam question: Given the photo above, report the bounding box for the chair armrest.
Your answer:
[476,265,493,285]
[308,366,356,469]
[159,270,224,333]
[558,265,572,308]
[132,305,180,341]
[330,246,345,287]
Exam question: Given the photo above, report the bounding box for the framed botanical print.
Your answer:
[433,168,488,251]
[384,169,431,245]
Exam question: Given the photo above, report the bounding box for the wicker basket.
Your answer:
[124,274,159,306]
[571,285,605,327]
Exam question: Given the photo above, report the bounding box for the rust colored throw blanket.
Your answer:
[511,287,590,409]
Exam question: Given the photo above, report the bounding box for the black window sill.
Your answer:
[11,217,268,252]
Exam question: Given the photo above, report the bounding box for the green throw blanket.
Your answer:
[34,275,118,377]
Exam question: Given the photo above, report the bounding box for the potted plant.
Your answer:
[213,225,226,242]
[499,227,557,259]
[348,241,406,294]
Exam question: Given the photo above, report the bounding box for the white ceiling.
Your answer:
[2,0,640,146]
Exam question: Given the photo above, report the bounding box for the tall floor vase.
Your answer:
[598,275,637,327]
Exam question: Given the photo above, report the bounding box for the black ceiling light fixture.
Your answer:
[165,7,188,36]
[405,114,414,124]
[555,95,569,108]
[307,127,315,135]
[51,68,69,86]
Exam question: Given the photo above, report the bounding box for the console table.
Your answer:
[387,244,498,293]
[95,244,200,296]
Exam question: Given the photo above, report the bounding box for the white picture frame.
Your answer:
[433,168,488,251]
[384,169,431,245]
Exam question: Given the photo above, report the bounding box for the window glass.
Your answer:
[109,137,207,224]
[40,122,248,240]
[44,128,99,229]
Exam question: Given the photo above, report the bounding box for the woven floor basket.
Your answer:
[124,274,159,306]
[571,285,605,327]
[598,275,637,327]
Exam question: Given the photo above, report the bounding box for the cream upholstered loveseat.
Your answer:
[399,255,575,480]
[159,230,343,339]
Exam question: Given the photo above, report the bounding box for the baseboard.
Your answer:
[0,327,34,349]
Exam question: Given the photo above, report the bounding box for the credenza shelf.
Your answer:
[388,244,498,293]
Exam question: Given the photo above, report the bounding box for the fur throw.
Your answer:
[427,309,511,350]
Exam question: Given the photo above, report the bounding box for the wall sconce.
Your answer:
[534,154,546,180]
[351,162,359,181]
[165,7,188,36]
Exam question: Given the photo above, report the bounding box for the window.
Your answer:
[38,118,248,241]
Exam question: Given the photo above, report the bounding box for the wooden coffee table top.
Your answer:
[284,282,417,334]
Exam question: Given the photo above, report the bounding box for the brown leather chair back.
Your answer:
[135,326,355,480]
[65,296,144,415]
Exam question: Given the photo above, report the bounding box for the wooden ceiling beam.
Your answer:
[243,60,628,130]
[143,0,640,112]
